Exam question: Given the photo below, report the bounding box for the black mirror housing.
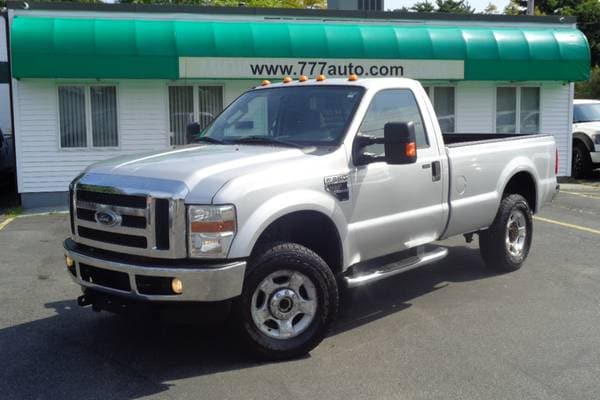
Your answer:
[186,122,201,144]
[384,122,417,165]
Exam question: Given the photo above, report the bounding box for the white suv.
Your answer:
[572,99,600,178]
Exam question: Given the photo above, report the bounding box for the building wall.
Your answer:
[1,16,11,136]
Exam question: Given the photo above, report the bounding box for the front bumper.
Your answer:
[63,239,246,302]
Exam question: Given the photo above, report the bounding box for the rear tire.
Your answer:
[479,194,533,273]
[233,243,339,361]
[572,141,592,179]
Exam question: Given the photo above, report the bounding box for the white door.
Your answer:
[347,89,446,261]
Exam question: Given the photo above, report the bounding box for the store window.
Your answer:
[169,85,223,145]
[359,89,428,156]
[423,86,455,133]
[58,85,118,148]
[496,87,540,133]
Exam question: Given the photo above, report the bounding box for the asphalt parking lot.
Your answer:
[1,182,599,400]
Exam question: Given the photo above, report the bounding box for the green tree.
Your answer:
[434,0,474,13]
[484,2,498,13]
[411,1,435,12]
[575,66,600,98]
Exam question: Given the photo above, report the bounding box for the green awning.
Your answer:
[10,16,590,81]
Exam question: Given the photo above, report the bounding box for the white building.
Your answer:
[4,1,590,208]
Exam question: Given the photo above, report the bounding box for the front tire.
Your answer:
[479,194,533,272]
[234,243,339,360]
[572,141,592,179]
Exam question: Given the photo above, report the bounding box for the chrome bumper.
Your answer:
[64,240,246,302]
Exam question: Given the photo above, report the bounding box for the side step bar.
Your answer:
[344,246,448,288]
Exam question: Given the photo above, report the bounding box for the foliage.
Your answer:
[483,2,498,14]
[575,66,600,99]
[408,0,473,13]
[411,1,435,12]
[434,0,474,13]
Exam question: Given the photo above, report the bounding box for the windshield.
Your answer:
[201,86,365,146]
[574,103,600,123]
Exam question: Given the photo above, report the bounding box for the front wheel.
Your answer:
[572,141,592,179]
[233,243,339,360]
[479,194,533,272]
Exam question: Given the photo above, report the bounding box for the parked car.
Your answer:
[63,77,559,360]
[572,99,600,178]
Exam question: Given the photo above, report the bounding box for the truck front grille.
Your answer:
[71,174,188,259]
[78,226,148,248]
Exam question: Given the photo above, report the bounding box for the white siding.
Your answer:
[540,84,571,177]
[0,18,7,62]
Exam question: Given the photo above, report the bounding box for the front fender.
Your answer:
[227,189,350,263]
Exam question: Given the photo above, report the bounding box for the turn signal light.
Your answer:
[283,76,293,83]
[348,74,358,81]
[261,80,271,86]
[405,142,417,158]
[191,220,236,233]
[171,278,183,294]
[299,75,308,82]
[316,74,326,81]
[65,255,74,268]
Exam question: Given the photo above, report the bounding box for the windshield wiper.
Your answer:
[232,136,303,148]
[193,136,228,145]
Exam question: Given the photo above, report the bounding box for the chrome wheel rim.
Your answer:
[506,209,527,259]
[251,270,318,340]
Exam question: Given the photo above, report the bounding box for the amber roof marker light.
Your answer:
[283,76,293,83]
[299,75,308,82]
[348,74,359,81]
[316,74,326,81]
[261,80,271,86]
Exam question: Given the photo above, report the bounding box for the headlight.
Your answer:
[187,205,236,258]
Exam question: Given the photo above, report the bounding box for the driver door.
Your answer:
[347,89,446,261]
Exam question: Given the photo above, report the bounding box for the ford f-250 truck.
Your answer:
[63,77,559,360]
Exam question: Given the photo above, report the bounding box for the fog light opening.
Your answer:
[65,255,75,268]
[171,278,183,294]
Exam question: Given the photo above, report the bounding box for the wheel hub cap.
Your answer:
[269,289,298,319]
[250,270,318,339]
[506,210,527,259]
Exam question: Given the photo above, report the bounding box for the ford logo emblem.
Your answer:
[95,209,121,227]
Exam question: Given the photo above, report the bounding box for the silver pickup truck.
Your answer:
[64,77,559,360]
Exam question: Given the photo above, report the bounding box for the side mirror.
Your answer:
[186,122,201,144]
[384,122,417,165]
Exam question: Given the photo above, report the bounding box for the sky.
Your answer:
[385,0,510,12]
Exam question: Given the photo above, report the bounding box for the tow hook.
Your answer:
[464,232,474,243]
[77,294,101,312]
[77,294,93,307]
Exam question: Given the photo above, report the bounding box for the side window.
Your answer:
[359,89,429,156]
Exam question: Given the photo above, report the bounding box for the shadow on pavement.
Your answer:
[0,244,497,399]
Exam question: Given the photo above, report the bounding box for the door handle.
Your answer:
[431,161,441,182]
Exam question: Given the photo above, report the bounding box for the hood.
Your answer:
[85,144,315,203]
[574,121,600,132]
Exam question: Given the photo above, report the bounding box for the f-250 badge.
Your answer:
[324,174,349,201]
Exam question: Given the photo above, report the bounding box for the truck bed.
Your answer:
[440,133,557,239]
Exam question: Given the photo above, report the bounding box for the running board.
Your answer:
[344,246,448,288]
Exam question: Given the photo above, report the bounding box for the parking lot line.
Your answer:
[534,216,600,235]
[0,217,15,231]
[561,190,600,201]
